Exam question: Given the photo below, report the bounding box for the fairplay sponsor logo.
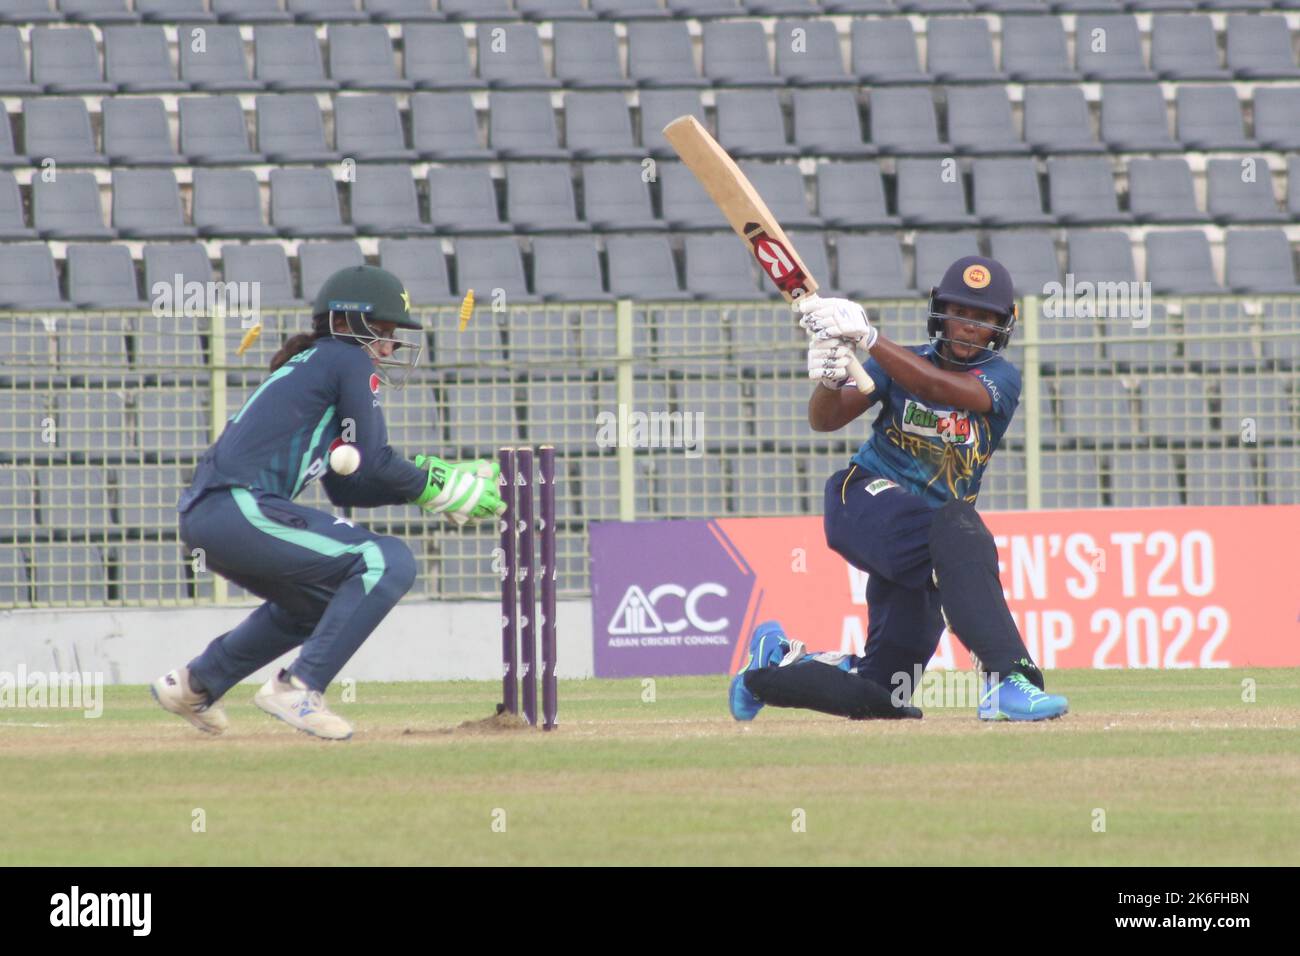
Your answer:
[901,399,974,445]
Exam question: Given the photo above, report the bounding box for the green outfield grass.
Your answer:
[1,669,1297,866]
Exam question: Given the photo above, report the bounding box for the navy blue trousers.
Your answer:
[180,487,416,698]
[823,465,946,687]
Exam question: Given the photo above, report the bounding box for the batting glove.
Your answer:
[795,295,878,350]
[807,336,856,390]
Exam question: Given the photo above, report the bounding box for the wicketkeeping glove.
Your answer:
[412,455,506,526]
[795,294,879,350]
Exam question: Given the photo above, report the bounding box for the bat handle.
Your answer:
[846,353,875,395]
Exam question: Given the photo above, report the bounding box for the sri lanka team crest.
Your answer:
[902,399,974,445]
[963,264,990,289]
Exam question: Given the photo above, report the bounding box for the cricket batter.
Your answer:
[151,265,504,740]
[730,256,1069,723]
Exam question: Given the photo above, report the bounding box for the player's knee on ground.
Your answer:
[744,662,921,720]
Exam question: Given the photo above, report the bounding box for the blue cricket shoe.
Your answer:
[978,672,1069,721]
[728,620,790,721]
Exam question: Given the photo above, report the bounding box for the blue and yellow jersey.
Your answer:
[850,345,1021,508]
[179,338,427,512]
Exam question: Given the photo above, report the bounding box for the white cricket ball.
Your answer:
[329,443,361,476]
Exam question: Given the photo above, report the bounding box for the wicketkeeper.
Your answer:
[730,256,1069,723]
[151,265,505,740]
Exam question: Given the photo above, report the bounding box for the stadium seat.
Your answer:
[1139,378,1209,442]
[213,0,294,22]
[989,231,1060,297]
[1253,89,1300,152]
[102,97,179,166]
[1067,229,1137,284]
[142,243,213,298]
[606,235,691,300]
[257,94,340,163]
[33,173,115,240]
[684,234,760,300]
[36,466,112,536]
[1126,158,1202,224]
[518,0,596,19]
[193,169,275,238]
[505,163,587,234]
[774,18,854,86]
[666,0,743,14]
[334,94,416,163]
[1290,157,1300,217]
[22,98,106,165]
[328,26,409,90]
[1219,375,1291,442]
[1075,16,1155,82]
[869,88,946,156]
[836,235,912,298]
[786,230,836,294]
[816,162,898,229]
[133,315,206,381]
[66,244,140,308]
[1047,158,1130,224]
[179,24,260,92]
[1266,450,1300,505]
[946,87,1030,156]
[972,160,1052,226]
[440,0,513,18]
[0,0,61,23]
[54,392,129,460]
[1146,231,1222,295]
[914,233,981,289]
[1182,300,1257,369]
[896,160,977,228]
[627,22,708,88]
[661,162,729,230]
[104,25,188,92]
[298,241,365,301]
[30,544,109,604]
[593,0,671,17]
[851,19,930,86]
[221,244,302,306]
[489,92,569,160]
[113,170,197,241]
[523,380,598,456]
[1001,17,1079,82]
[1024,86,1106,154]
[444,380,521,451]
[0,392,50,453]
[739,162,821,229]
[0,172,36,240]
[1226,15,1300,80]
[478,24,558,90]
[378,238,453,305]
[428,166,508,235]
[639,89,707,158]
[116,543,189,601]
[1206,159,1286,224]
[555,22,633,89]
[0,244,64,308]
[138,0,216,22]
[1176,87,1255,150]
[1107,451,1180,507]
[403,24,477,90]
[927,18,1007,83]
[455,238,539,303]
[0,470,37,538]
[31,26,115,94]
[136,390,211,462]
[582,162,665,232]
[1101,85,1180,153]
[254,25,338,92]
[0,27,38,97]
[180,96,264,165]
[1186,447,1260,506]
[716,91,799,159]
[792,90,871,158]
[1224,230,1300,294]
[532,236,612,302]
[411,93,492,162]
[364,0,444,22]
[1056,379,1138,444]
[351,165,430,236]
[678,380,750,445]
[1150,15,1231,81]
[703,21,783,88]
[0,113,22,170]
[565,92,642,160]
[269,169,353,239]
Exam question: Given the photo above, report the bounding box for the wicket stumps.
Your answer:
[498,446,557,730]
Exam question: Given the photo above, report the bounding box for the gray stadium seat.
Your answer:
[138,0,216,22]
[947,87,1030,156]
[666,0,742,13]
[1181,300,1256,368]
[0,244,63,308]
[1067,229,1136,284]
[143,243,213,300]
[411,92,492,161]
[532,236,612,302]
[518,0,596,20]
[180,96,263,165]
[824,0,897,8]
[754,379,812,446]
[1224,230,1300,294]
[113,170,198,240]
[350,165,430,235]
[256,93,340,163]
[1176,86,1255,150]
[117,542,189,601]
[22,98,106,164]
[774,18,854,86]
[288,0,368,22]
[836,235,911,298]
[606,235,690,300]
[221,243,301,306]
[269,169,353,239]
[1139,378,1209,441]
[555,22,632,89]
[978,450,1027,511]
[364,0,443,22]
[102,97,178,166]
[104,25,188,92]
[298,241,364,301]
[869,88,946,156]
[0,112,22,169]
[1107,451,1180,508]
[593,0,671,17]
[896,160,977,228]
[816,161,898,228]
[136,389,211,461]
[254,25,338,91]
[36,466,112,536]
[1001,17,1078,82]
[439,0,521,19]
[478,24,558,90]
[738,162,820,229]
[1151,15,1230,80]
[703,21,782,87]
[193,169,274,238]
[0,26,38,97]
[31,26,115,94]
[132,315,206,381]
[660,162,729,231]
[927,18,1006,83]
[488,92,568,160]
[1024,86,1105,155]
[716,90,799,159]
[505,163,588,234]
[445,380,521,451]
[213,0,293,21]
[334,94,416,162]
[1056,379,1138,444]
[30,545,109,604]
[678,380,750,446]
[793,90,871,158]
[378,238,452,305]
[730,306,801,373]
[428,167,508,235]
[329,25,410,90]
[1186,447,1260,506]
[56,313,129,379]
[1047,158,1129,224]
[455,238,539,303]
[0,469,36,537]
[1101,85,1179,152]
[0,172,36,240]
[1,0,60,23]
[786,229,835,294]
[0,392,50,455]
[66,244,140,308]
[1126,158,1202,224]
[1266,450,1300,505]
[684,234,760,300]
[639,89,706,158]
[564,92,642,160]
[1075,16,1155,82]
[523,380,597,455]
[1146,231,1221,294]
[1219,375,1290,443]
[33,173,115,240]
[402,24,475,90]
[54,391,129,460]
[914,233,981,290]
[851,19,930,85]
[1291,157,1300,217]
[1226,15,1300,80]
[1206,158,1286,224]
[627,22,707,88]
[1253,89,1300,152]
[898,0,974,10]
[582,162,665,232]
[990,232,1060,297]
[973,160,1051,226]
[178,24,260,92]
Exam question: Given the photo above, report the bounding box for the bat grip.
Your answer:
[846,353,875,395]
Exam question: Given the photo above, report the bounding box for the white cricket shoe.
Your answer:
[253,670,353,741]
[151,667,229,735]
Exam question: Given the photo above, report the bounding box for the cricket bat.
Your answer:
[661,115,875,395]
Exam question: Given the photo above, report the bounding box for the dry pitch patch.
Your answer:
[0,670,1297,865]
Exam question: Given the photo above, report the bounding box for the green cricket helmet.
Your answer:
[312,264,424,388]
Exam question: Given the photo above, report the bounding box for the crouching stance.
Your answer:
[730,257,1068,724]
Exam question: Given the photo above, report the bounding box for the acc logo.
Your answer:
[607,583,729,636]
[963,264,990,289]
[368,373,380,395]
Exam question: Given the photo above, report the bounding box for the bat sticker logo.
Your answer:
[743,224,810,296]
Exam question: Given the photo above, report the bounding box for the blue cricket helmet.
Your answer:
[926,256,1018,366]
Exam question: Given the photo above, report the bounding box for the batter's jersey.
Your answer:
[849,344,1020,508]
[178,337,427,512]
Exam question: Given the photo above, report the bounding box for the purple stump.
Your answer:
[498,447,517,715]
[516,447,537,726]
[540,445,558,731]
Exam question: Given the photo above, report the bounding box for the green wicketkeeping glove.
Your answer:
[412,455,506,526]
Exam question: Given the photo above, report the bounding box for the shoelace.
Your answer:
[1008,673,1049,701]
[304,691,326,714]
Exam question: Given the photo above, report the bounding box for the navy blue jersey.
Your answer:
[850,345,1020,508]
[179,338,426,512]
